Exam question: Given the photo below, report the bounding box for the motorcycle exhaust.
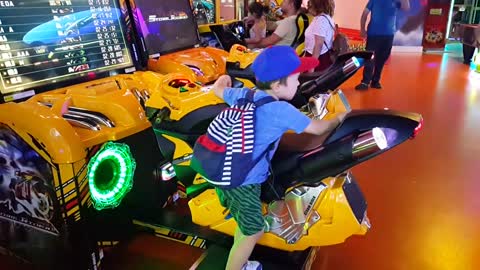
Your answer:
[67,108,115,128]
[342,57,361,74]
[299,57,361,95]
[62,113,101,131]
[352,128,388,159]
[298,128,393,182]
[40,102,115,128]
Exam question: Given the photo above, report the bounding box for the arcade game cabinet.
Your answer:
[0,0,195,268]
[124,0,229,85]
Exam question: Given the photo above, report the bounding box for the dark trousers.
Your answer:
[362,35,394,84]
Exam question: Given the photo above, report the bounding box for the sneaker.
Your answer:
[355,82,369,90]
[242,260,262,270]
[370,82,382,89]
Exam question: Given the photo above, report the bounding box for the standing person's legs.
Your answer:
[356,36,380,89]
[362,36,376,83]
[371,35,394,87]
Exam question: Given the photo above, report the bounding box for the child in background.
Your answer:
[245,2,268,48]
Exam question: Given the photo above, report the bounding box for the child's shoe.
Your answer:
[242,260,262,270]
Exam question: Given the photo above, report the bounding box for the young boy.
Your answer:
[211,45,345,270]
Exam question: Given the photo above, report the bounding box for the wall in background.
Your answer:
[328,0,368,30]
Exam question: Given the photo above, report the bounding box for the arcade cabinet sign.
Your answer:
[422,0,451,50]
[0,0,133,102]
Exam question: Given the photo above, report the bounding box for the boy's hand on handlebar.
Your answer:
[327,112,348,131]
[336,112,348,123]
[212,75,232,98]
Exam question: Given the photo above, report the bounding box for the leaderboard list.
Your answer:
[0,0,132,95]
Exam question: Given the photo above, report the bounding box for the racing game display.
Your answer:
[0,0,133,102]
[192,0,216,25]
[129,0,200,57]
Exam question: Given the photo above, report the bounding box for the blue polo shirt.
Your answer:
[366,0,399,36]
[223,88,311,186]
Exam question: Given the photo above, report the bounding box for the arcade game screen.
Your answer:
[0,0,134,102]
[129,0,200,57]
[192,0,216,25]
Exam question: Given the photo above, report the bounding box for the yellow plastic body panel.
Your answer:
[25,74,152,148]
[0,102,86,164]
[147,47,228,84]
[227,44,260,69]
[236,78,256,89]
[144,72,225,121]
[189,175,369,251]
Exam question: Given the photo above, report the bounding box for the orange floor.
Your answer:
[310,48,480,270]
[4,47,480,270]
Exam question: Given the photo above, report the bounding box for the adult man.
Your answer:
[355,0,410,90]
[250,0,302,48]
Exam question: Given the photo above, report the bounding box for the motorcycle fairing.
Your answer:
[189,172,369,251]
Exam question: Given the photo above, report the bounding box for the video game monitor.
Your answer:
[0,0,139,103]
[128,0,201,58]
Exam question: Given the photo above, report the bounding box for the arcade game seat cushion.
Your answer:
[291,13,310,55]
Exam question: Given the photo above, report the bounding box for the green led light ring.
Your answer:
[87,142,136,210]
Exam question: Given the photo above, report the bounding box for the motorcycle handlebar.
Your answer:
[298,57,362,96]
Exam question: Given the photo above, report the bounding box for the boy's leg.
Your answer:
[226,228,264,270]
[217,184,265,270]
[371,35,394,86]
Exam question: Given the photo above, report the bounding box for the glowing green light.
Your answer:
[87,142,136,210]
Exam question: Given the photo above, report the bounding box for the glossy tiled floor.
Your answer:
[312,47,480,270]
[4,46,480,270]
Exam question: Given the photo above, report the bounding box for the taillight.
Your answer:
[412,117,424,138]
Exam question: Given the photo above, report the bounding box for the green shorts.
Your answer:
[216,184,265,236]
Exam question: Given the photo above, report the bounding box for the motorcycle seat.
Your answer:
[155,104,228,145]
[261,132,331,202]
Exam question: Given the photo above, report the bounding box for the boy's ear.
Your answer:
[270,80,281,91]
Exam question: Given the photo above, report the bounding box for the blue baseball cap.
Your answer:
[252,45,319,82]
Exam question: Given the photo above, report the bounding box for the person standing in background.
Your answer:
[355,0,410,90]
[303,0,336,72]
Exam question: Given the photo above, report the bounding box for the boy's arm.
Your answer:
[303,113,347,136]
